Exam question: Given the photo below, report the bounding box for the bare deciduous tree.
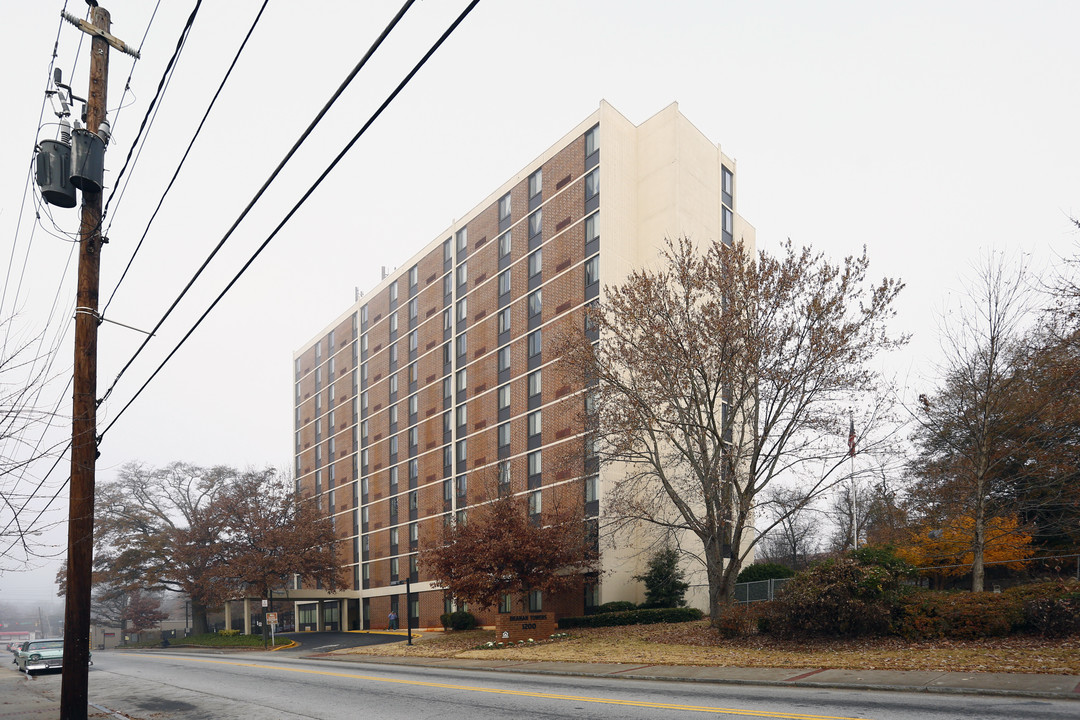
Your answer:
[558,237,905,620]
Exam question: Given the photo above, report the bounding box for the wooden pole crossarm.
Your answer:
[61,10,141,59]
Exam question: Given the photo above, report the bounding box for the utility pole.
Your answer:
[59,5,135,718]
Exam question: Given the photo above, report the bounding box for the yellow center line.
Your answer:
[126,653,871,720]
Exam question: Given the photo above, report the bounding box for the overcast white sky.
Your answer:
[1,1,1077,603]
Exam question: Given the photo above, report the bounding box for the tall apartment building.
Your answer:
[291,101,754,631]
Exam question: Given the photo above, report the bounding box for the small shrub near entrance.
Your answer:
[440,610,477,631]
[560,606,702,629]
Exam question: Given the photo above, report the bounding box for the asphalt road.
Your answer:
[6,643,1056,720]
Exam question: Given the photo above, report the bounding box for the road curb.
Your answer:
[309,653,1080,702]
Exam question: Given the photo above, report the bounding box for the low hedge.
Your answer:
[559,606,702,629]
[895,581,1080,640]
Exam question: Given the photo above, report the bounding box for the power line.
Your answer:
[98,0,481,444]
[102,0,272,317]
[101,0,203,223]
[99,0,419,407]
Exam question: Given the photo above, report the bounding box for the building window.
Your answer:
[528,168,542,199]
[456,333,467,357]
[410,522,419,542]
[443,238,452,262]
[456,368,467,393]
[443,308,452,332]
[529,490,542,516]
[443,342,452,366]
[390,557,399,577]
[456,438,467,463]
[390,527,399,546]
[585,124,599,157]
[389,344,398,364]
[361,305,369,324]
[456,509,467,526]
[361,419,368,442]
[722,166,734,197]
[498,384,510,411]
[389,281,398,303]
[361,391,369,411]
[497,346,510,372]
[408,298,418,322]
[456,474,467,497]
[457,262,468,287]
[389,405,398,426]
[528,410,542,438]
[498,460,510,487]
[456,297,468,322]
[456,227,467,254]
[409,264,418,288]
[409,458,418,482]
[408,362,418,384]
[528,450,541,477]
[456,404,467,428]
[528,289,542,317]
[389,497,398,515]
[408,427,418,451]
[498,269,511,296]
[443,410,452,434]
[389,374,398,395]
[528,208,542,238]
[498,231,511,258]
[408,394,418,417]
[529,589,542,612]
[389,436,398,455]
[528,370,541,398]
[527,329,542,358]
[584,167,599,202]
[584,212,598,245]
[389,312,398,334]
[443,479,453,501]
[443,273,452,297]
[528,248,542,277]
[409,490,418,510]
[498,307,511,334]
[585,474,598,503]
[498,594,512,614]
[585,256,599,286]
[443,377,452,401]
[498,422,510,448]
[498,192,511,222]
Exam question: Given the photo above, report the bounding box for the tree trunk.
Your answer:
[191,600,210,634]
[705,537,727,626]
[971,499,986,592]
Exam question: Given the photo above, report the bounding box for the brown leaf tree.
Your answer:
[194,468,345,625]
[123,591,170,634]
[419,481,599,612]
[90,462,232,633]
[557,237,905,621]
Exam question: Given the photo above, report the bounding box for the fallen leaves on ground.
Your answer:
[335,622,1080,675]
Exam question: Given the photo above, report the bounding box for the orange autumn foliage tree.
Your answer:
[897,515,1034,584]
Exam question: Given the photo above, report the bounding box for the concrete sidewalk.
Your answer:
[316,652,1080,700]
[0,669,119,719]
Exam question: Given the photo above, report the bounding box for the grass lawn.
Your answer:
[122,633,291,649]
[335,621,1080,675]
